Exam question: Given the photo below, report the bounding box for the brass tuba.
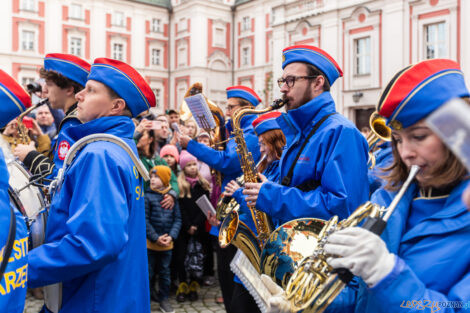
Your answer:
[282,165,420,313]
[366,111,392,169]
[218,99,285,272]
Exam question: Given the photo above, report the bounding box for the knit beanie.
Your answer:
[179,150,197,169]
[150,165,172,187]
[159,144,180,162]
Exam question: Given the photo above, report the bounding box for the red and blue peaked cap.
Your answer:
[88,58,156,117]
[282,45,343,86]
[0,70,31,128]
[252,111,282,136]
[226,85,261,106]
[377,59,470,129]
[44,53,91,87]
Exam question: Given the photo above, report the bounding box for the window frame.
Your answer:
[21,30,35,51]
[112,43,124,61]
[424,21,448,59]
[354,36,371,76]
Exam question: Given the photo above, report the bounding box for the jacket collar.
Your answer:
[276,92,336,144]
[383,179,470,252]
[225,113,257,136]
[68,116,135,142]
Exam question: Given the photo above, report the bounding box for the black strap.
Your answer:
[281,113,337,186]
[0,205,17,281]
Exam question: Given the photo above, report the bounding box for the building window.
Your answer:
[151,19,161,32]
[20,0,35,11]
[113,43,124,60]
[21,30,35,51]
[21,77,35,87]
[214,27,225,47]
[242,47,250,66]
[355,37,371,75]
[425,22,447,59]
[179,18,187,31]
[70,37,82,57]
[153,88,161,108]
[70,4,83,20]
[152,49,161,65]
[242,16,250,31]
[113,12,125,27]
[178,47,186,66]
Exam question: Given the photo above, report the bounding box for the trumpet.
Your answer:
[283,165,420,313]
[366,111,392,169]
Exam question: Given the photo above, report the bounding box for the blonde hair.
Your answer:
[177,169,211,198]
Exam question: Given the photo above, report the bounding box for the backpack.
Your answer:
[184,235,204,279]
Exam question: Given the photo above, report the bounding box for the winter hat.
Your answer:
[179,150,197,169]
[150,165,172,187]
[160,144,180,162]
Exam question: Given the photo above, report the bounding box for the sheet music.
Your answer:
[426,98,470,171]
[230,249,270,313]
[184,94,216,130]
[195,195,216,218]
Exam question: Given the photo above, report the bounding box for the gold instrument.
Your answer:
[283,165,420,313]
[8,99,48,149]
[216,154,267,221]
[218,99,285,272]
[366,111,392,169]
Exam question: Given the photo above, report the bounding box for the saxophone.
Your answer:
[13,99,48,148]
[218,99,285,272]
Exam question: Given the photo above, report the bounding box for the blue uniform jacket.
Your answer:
[186,113,261,190]
[257,92,369,223]
[368,141,393,195]
[27,116,150,313]
[328,179,470,313]
[0,151,28,313]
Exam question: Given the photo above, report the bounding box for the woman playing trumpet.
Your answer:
[266,59,470,313]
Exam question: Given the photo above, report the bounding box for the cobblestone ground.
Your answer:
[24,281,226,313]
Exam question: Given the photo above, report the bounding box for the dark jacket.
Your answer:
[145,189,182,242]
[178,181,209,236]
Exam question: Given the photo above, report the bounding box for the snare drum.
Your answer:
[7,160,47,249]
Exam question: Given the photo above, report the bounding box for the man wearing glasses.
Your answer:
[244,45,369,225]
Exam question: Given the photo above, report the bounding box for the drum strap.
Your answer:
[0,205,17,281]
[62,134,150,181]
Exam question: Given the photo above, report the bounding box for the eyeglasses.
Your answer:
[226,104,240,111]
[277,75,318,88]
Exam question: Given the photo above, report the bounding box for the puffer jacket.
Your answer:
[145,190,182,242]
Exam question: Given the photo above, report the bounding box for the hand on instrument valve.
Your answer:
[324,227,396,288]
[243,173,267,206]
[260,274,292,313]
[13,141,36,162]
[224,180,241,197]
[160,194,175,210]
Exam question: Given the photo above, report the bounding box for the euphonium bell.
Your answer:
[366,111,392,169]
[281,165,420,313]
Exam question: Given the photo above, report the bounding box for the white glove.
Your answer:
[324,227,396,287]
[260,274,291,313]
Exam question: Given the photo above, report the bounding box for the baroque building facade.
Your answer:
[0,0,468,127]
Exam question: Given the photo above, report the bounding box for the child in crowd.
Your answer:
[174,151,211,302]
[146,165,182,313]
[160,144,180,176]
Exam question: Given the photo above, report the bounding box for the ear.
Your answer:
[109,98,127,116]
[65,85,76,97]
[312,75,325,92]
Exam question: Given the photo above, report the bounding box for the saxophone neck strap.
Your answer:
[63,134,150,182]
[281,112,337,186]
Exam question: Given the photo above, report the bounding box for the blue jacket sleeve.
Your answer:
[368,257,470,312]
[27,150,131,287]
[256,127,368,221]
[187,139,241,176]
[145,197,159,242]
[169,201,181,240]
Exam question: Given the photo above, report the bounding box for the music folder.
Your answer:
[195,194,216,218]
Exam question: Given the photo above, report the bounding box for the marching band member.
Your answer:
[244,45,369,223]
[223,111,286,313]
[177,85,262,313]
[268,59,470,313]
[0,70,31,313]
[27,58,155,313]
[14,53,90,182]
